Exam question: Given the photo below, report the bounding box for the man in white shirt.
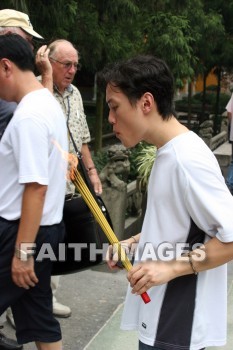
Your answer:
[99,55,233,350]
[0,9,45,350]
[0,34,67,350]
[0,8,71,325]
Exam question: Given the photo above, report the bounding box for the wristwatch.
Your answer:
[14,247,35,261]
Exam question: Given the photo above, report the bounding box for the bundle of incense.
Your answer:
[71,166,151,304]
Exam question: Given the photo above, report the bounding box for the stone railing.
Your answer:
[99,144,144,240]
[209,131,228,151]
[124,179,144,239]
[209,113,231,168]
[196,113,231,168]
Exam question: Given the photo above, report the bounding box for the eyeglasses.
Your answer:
[49,57,81,71]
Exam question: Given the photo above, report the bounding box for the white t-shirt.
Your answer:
[121,131,233,350]
[226,93,233,141]
[0,89,68,225]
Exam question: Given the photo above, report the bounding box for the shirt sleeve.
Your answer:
[10,117,49,185]
[180,153,233,243]
[226,94,233,113]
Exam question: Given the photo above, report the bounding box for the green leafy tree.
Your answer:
[2,0,233,147]
[68,0,142,153]
[144,11,195,88]
[0,0,78,40]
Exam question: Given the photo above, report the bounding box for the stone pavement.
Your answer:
[1,261,233,350]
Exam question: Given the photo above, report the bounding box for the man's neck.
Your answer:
[146,115,189,149]
[15,71,44,103]
[54,84,65,95]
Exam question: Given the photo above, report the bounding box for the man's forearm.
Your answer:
[15,182,47,249]
[41,73,53,93]
[174,236,233,278]
[81,143,96,171]
[193,236,233,271]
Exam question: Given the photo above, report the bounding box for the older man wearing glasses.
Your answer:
[36,39,103,319]
[38,39,102,196]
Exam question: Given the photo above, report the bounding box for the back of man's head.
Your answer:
[0,33,35,72]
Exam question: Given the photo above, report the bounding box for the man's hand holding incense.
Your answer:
[106,234,139,270]
[127,260,178,295]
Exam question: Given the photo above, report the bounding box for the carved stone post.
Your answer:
[99,145,130,240]
[199,119,213,147]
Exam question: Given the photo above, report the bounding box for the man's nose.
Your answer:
[108,111,115,125]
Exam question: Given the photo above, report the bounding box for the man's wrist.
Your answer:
[131,235,138,243]
[87,166,97,175]
[86,165,95,171]
[15,244,35,261]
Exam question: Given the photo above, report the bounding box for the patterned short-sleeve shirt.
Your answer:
[53,84,91,153]
[54,84,91,194]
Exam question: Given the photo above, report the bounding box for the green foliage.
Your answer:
[3,0,233,150]
[69,0,141,72]
[144,11,196,87]
[0,0,78,41]
[193,90,229,108]
[2,0,233,78]
[127,145,141,182]
[176,90,229,115]
[2,0,233,86]
[129,142,157,189]
[1,0,28,12]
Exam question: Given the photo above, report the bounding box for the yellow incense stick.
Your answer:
[71,167,151,304]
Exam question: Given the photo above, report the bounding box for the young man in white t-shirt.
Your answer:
[0,34,68,350]
[98,55,233,350]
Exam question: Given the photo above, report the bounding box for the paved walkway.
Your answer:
[1,261,233,350]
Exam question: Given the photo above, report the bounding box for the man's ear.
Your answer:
[0,58,12,77]
[141,92,154,114]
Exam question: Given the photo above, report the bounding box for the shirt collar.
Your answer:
[54,84,73,96]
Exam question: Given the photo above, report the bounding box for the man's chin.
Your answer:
[119,138,136,149]
[64,80,72,87]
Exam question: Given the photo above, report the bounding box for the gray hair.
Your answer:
[0,26,19,34]
[48,39,79,59]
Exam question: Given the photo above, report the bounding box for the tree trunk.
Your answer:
[214,67,222,135]
[187,81,192,129]
[201,72,208,124]
[215,66,221,116]
[94,89,104,154]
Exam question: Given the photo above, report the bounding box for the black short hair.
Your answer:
[0,33,35,71]
[97,55,176,120]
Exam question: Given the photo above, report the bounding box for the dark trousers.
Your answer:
[0,217,65,344]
